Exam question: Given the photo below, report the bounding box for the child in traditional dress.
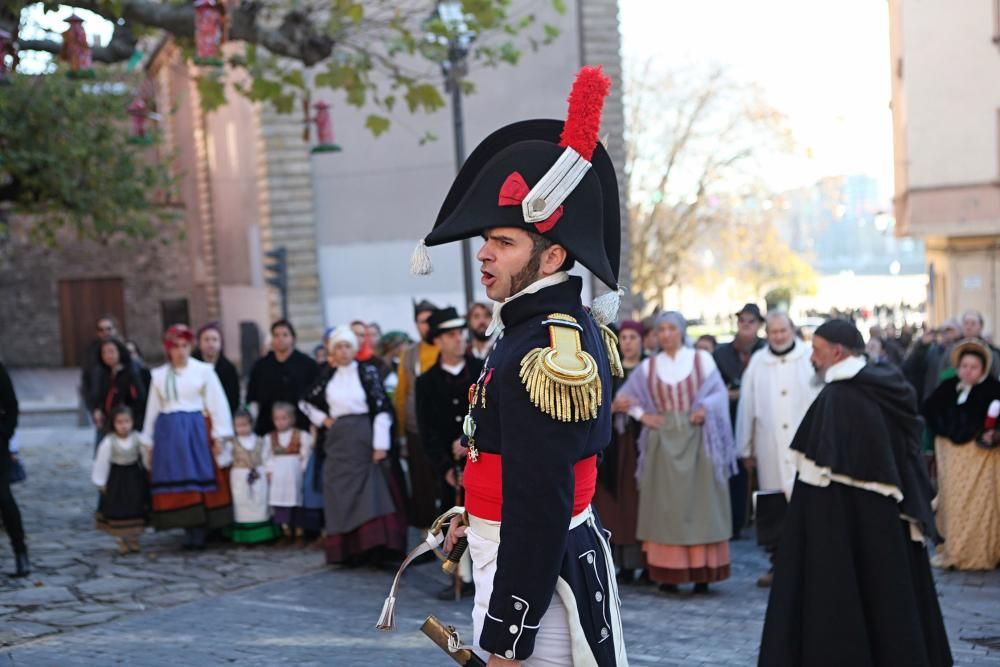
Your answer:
[226,410,280,544]
[266,402,313,546]
[92,406,150,554]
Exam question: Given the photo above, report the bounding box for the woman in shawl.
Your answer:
[616,311,737,593]
[192,322,241,417]
[300,326,407,566]
[593,319,646,583]
[140,325,234,550]
[89,338,146,438]
[921,338,1000,570]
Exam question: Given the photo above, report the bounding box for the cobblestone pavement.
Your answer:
[0,426,998,665]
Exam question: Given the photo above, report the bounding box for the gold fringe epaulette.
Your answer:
[519,313,602,422]
[599,323,624,378]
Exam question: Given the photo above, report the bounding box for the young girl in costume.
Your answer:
[92,406,150,554]
[226,410,280,544]
[266,402,313,545]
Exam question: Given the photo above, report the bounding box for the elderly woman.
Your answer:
[594,319,646,582]
[922,338,1000,570]
[616,311,737,593]
[141,325,234,549]
[300,326,407,565]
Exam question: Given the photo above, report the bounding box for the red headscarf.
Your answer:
[163,324,195,356]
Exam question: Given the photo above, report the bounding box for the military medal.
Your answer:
[462,414,479,463]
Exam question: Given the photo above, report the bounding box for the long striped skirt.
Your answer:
[150,411,232,531]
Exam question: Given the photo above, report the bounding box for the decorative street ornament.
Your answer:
[127,96,155,145]
[0,28,13,84]
[311,101,341,153]
[193,0,225,66]
[60,14,95,79]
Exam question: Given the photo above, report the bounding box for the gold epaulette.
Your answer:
[599,323,624,378]
[519,313,602,422]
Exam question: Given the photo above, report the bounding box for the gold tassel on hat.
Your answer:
[519,314,602,422]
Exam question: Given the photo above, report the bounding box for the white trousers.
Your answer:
[467,507,627,666]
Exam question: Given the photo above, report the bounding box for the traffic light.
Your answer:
[264,246,289,320]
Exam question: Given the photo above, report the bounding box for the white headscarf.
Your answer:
[326,325,358,352]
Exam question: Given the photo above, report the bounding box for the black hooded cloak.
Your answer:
[759,361,952,667]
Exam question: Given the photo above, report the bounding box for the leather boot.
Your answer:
[10,551,30,578]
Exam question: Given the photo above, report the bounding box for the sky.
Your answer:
[619,0,895,201]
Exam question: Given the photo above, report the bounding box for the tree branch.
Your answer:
[18,0,336,66]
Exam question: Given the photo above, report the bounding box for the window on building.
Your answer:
[160,298,191,331]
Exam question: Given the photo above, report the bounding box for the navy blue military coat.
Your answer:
[468,275,619,662]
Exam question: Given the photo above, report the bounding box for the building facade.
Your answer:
[0,0,626,368]
[889,0,1000,332]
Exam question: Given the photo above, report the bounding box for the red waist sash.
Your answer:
[464,452,598,522]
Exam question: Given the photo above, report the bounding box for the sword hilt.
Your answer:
[442,536,468,575]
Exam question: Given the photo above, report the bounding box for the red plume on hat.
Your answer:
[559,66,611,162]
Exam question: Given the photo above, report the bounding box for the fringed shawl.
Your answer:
[616,351,738,484]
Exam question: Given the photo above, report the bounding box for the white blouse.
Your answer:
[140,358,234,445]
[91,434,144,487]
[628,348,717,420]
[299,362,392,451]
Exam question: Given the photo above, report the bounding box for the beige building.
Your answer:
[889,0,1000,332]
[0,0,627,368]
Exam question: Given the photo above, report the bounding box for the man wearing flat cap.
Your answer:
[715,302,766,539]
[759,319,951,667]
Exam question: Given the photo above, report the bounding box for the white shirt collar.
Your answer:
[441,360,466,376]
[824,355,866,384]
[485,271,570,336]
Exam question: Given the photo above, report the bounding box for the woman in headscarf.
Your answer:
[140,325,234,550]
[300,326,407,566]
[193,322,241,417]
[593,319,646,583]
[615,311,737,593]
[921,338,1000,570]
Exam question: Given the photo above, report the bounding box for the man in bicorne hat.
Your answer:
[416,307,484,600]
[758,319,951,667]
[416,66,628,665]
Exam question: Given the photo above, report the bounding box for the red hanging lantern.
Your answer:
[127,96,155,144]
[60,14,94,78]
[193,0,225,66]
[311,101,341,153]
[0,28,13,80]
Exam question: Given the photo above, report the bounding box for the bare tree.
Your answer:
[625,64,792,313]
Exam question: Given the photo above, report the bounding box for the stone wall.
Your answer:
[0,220,203,367]
[579,0,632,314]
[256,104,325,348]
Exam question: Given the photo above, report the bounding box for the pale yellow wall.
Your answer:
[900,0,1000,188]
[926,238,1000,336]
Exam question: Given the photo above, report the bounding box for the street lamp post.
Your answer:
[428,1,476,309]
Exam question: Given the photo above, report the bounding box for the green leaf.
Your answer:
[552,0,567,14]
[346,3,364,23]
[282,70,306,90]
[404,83,446,113]
[383,95,396,112]
[499,42,521,64]
[365,114,391,137]
[542,23,560,42]
[195,75,226,112]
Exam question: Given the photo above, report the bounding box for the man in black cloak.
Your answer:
[758,319,952,667]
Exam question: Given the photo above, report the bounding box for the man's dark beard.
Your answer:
[508,248,545,297]
[471,328,491,342]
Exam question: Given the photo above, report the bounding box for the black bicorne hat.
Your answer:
[427,306,466,340]
[410,67,622,321]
